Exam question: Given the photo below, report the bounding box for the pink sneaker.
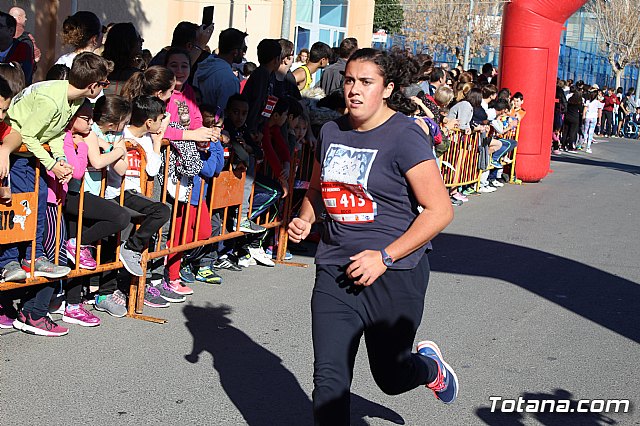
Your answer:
[167,279,193,296]
[451,192,469,203]
[0,304,13,329]
[62,304,101,327]
[65,239,97,270]
[19,312,69,336]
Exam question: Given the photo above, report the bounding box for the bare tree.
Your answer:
[587,0,640,88]
[403,0,503,66]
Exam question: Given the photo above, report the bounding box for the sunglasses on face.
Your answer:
[77,116,94,123]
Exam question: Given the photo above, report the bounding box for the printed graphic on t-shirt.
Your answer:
[321,143,378,223]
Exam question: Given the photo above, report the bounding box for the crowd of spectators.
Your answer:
[0,7,529,336]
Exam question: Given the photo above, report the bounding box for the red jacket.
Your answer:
[261,123,291,177]
[603,95,619,112]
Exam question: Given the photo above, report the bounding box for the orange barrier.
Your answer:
[0,140,298,322]
[0,123,521,321]
[439,130,482,188]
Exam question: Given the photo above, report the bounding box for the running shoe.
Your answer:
[417,340,458,404]
[179,264,196,283]
[1,261,27,282]
[159,279,188,301]
[62,304,101,327]
[119,242,143,277]
[248,247,275,267]
[213,255,243,271]
[235,219,266,234]
[65,239,97,270]
[21,257,71,279]
[94,290,128,318]
[143,285,169,308]
[265,246,293,260]
[0,304,13,329]
[17,312,69,337]
[195,266,223,285]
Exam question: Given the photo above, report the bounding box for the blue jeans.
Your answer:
[0,156,47,268]
[489,139,517,179]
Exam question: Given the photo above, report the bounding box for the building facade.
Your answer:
[0,0,374,82]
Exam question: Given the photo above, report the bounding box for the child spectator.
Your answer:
[46,63,70,81]
[0,76,24,281]
[165,107,224,292]
[240,62,256,93]
[104,96,171,305]
[243,38,281,132]
[0,76,23,329]
[42,101,105,327]
[247,97,291,266]
[61,96,132,319]
[0,62,25,96]
[4,52,113,337]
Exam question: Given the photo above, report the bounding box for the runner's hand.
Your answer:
[347,250,387,286]
[288,217,310,243]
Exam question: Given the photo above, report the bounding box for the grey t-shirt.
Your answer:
[315,112,436,269]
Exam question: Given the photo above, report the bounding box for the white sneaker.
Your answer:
[477,185,497,193]
[237,253,253,268]
[490,179,504,188]
[585,148,593,153]
[248,247,275,267]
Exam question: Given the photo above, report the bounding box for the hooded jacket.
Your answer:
[193,55,239,109]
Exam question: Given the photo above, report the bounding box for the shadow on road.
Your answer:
[183,303,404,425]
[430,234,639,344]
[551,154,640,175]
[475,388,622,426]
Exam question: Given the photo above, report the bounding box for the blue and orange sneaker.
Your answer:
[417,340,458,404]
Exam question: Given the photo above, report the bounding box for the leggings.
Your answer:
[65,192,131,246]
[311,254,438,425]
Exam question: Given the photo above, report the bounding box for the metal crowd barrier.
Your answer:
[0,140,298,323]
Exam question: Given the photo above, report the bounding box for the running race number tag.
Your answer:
[261,95,279,118]
[321,181,376,223]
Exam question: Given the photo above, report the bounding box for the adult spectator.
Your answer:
[55,11,102,68]
[291,48,308,71]
[102,22,144,91]
[477,62,496,86]
[274,38,301,100]
[193,28,247,109]
[149,21,214,84]
[428,67,446,96]
[292,41,331,92]
[601,87,619,137]
[318,37,357,96]
[9,7,40,65]
[243,38,281,132]
[0,11,33,84]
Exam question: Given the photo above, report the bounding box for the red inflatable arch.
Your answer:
[498,0,588,182]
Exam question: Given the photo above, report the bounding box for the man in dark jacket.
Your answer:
[318,37,357,96]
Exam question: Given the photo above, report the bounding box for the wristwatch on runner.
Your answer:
[381,249,394,267]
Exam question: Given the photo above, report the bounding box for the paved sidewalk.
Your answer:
[1,140,639,425]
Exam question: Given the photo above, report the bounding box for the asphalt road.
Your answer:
[1,138,639,426]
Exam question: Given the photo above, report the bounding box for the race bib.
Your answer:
[125,149,141,177]
[321,181,376,223]
[261,95,279,118]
